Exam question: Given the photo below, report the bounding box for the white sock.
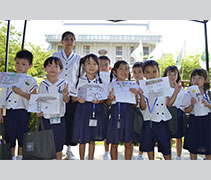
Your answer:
[67,146,71,152]
[105,151,109,156]
[12,156,16,160]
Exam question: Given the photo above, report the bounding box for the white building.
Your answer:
[45,20,162,66]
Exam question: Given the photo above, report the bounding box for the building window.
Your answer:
[83,45,90,55]
[143,47,149,56]
[130,46,135,54]
[116,46,123,56]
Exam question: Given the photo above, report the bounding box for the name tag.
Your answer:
[89,119,97,127]
[50,117,61,124]
[117,121,121,129]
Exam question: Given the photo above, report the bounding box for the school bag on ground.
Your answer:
[134,107,144,135]
[167,106,178,136]
[0,123,12,160]
[23,117,56,160]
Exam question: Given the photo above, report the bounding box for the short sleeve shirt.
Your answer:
[52,50,81,96]
[0,75,37,110]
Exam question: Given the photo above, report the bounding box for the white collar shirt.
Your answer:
[181,91,211,116]
[38,78,68,118]
[142,96,172,122]
[0,75,37,110]
[52,50,81,96]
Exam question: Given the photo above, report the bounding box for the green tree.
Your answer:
[156,53,175,77]
[0,21,53,78]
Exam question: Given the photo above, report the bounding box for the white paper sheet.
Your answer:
[100,72,110,84]
[187,85,201,102]
[28,94,61,114]
[0,72,27,88]
[77,83,109,102]
[114,81,137,104]
[187,85,209,116]
[139,77,171,98]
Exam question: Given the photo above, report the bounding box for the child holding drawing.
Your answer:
[37,56,69,160]
[71,54,107,160]
[182,68,211,160]
[138,60,181,160]
[106,60,138,160]
[0,50,37,160]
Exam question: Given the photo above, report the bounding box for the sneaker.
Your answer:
[66,150,76,160]
[103,153,111,160]
[136,154,144,160]
[175,156,181,160]
[16,155,23,160]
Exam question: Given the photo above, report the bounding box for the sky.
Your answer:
[8,20,211,56]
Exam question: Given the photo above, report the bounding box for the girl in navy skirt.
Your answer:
[106,60,138,160]
[71,54,106,160]
[164,66,186,160]
[182,68,211,160]
[38,56,70,160]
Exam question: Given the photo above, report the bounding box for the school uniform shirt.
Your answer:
[38,79,68,119]
[181,91,211,116]
[142,96,172,122]
[169,87,186,110]
[52,50,81,96]
[77,75,101,89]
[0,75,37,110]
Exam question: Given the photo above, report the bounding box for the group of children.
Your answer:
[0,31,210,160]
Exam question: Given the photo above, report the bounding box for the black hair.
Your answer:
[61,31,76,41]
[99,56,111,64]
[44,56,63,69]
[163,65,181,83]
[76,54,102,88]
[15,50,33,65]
[132,61,144,70]
[110,60,131,82]
[143,60,160,73]
[190,68,210,94]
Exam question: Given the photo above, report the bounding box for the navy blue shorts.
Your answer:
[139,121,171,155]
[42,117,66,152]
[4,109,30,147]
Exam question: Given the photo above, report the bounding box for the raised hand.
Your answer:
[175,80,182,93]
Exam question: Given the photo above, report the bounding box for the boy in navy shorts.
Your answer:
[0,50,38,160]
[138,60,181,160]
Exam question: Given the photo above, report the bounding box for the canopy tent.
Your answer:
[3,20,210,72]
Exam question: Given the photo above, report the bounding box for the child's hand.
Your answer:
[62,83,68,97]
[108,88,115,101]
[175,80,182,93]
[201,98,211,107]
[92,99,101,104]
[138,88,144,96]
[129,88,138,95]
[191,97,197,106]
[37,112,43,117]
[12,86,23,96]
[78,98,86,104]
[0,114,4,123]
[72,96,78,103]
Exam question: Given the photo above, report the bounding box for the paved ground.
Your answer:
[62,144,205,160]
